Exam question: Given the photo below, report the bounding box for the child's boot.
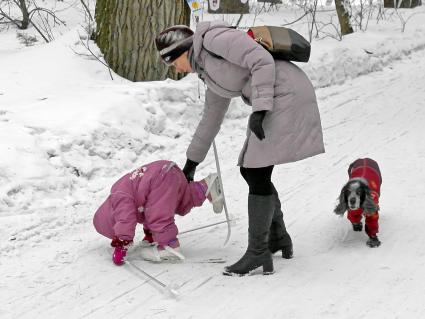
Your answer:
[141,228,154,247]
[366,236,381,248]
[140,245,185,262]
[203,173,224,214]
[140,240,185,262]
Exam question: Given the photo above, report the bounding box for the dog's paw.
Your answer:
[352,223,363,232]
[366,236,381,248]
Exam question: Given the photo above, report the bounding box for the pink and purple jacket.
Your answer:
[93,160,206,246]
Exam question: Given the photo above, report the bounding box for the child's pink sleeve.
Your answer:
[110,193,138,241]
[175,181,206,216]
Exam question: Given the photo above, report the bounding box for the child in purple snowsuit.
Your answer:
[93,160,223,265]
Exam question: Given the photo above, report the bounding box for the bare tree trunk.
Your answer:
[95,0,190,81]
[18,0,30,29]
[334,0,354,35]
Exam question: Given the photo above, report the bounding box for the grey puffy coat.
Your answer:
[186,21,325,168]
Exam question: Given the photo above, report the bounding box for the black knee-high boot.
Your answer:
[223,194,275,276]
[269,186,293,259]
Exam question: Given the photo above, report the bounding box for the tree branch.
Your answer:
[29,19,49,42]
[28,7,66,26]
[79,0,93,21]
[76,31,114,81]
[0,7,22,28]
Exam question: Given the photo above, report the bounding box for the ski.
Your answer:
[191,258,226,264]
[179,219,236,235]
[213,140,232,246]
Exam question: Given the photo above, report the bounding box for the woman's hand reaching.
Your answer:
[249,110,267,140]
[182,159,199,182]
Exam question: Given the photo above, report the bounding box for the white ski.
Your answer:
[192,258,226,264]
[212,140,232,246]
[179,219,236,235]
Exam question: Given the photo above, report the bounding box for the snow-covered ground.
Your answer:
[1,1,425,318]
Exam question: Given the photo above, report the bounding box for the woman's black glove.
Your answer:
[249,110,267,140]
[182,159,199,182]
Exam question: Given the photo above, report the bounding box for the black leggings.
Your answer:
[240,166,274,195]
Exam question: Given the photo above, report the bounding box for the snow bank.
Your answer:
[305,19,425,88]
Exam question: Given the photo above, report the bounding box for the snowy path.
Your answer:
[2,48,425,319]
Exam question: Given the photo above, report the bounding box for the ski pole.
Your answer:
[124,260,180,298]
[212,140,232,246]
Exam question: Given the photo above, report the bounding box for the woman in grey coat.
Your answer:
[155,21,325,276]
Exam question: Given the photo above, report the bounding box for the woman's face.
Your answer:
[171,52,193,73]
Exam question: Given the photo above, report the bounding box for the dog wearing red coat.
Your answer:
[334,158,382,247]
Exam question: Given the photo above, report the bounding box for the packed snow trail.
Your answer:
[2,47,425,319]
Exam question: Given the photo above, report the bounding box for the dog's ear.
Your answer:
[361,186,379,214]
[334,185,347,215]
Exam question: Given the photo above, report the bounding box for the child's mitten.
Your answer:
[111,236,133,265]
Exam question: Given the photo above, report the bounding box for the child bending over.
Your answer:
[93,160,223,265]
